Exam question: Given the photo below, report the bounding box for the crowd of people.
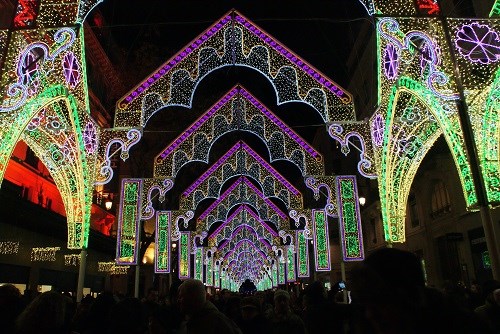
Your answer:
[0,248,499,333]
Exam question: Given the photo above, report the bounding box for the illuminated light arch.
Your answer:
[207,205,279,248]
[479,68,500,203]
[115,10,354,127]
[379,77,477,242]
[17,86,94,249]
[195,176,289,234]
[154,86,324,178]
[77,0,104,24]
[180,141,303,211]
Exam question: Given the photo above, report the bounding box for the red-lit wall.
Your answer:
[6,141,66,216]
[4,141,115,236]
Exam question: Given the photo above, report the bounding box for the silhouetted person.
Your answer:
[269,290,306,334]
[475,280,500,333]
[177,279,241,334]
[0,284,23,334]
[108,297,146,334]
[15,291,71,334]
[302,281,344,333]
[238,296,271,334]
[350,247,491,334]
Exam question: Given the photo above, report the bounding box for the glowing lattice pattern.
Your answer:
[312,210,330,271]
[180,141,302,211]
[286,246,296,282]
[154,86,323,178]
[179,232,190,279]
[31,247,60,261]
[196,177,289,234]
[205,253,213,286]
[155,211,171,273]
[0,241,19,254]
[296,231,309,277]
[194,247,203,281]
[115,11,354,127]
[207,205,278,248]
[336,176,364,261]
[491,1,500,17]
[116,179,142,265]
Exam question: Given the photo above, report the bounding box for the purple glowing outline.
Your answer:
[178,232,191,279]
[371,114,385,147]
[157,86,320,161]
[383,44,399,80]
[234,13,347,99]
[119,15,232,107]
[312,209,331,271]
[182,141,300,197]
[335,176,365,262]
[120,11,350,107]
[296,230,310,278]
[455,22,500,64]
[116,179,142,265]
[197,176,288,222]
[154,211,171,273]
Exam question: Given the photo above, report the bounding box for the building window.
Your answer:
[408,192,420,227]
[431,181,451,218]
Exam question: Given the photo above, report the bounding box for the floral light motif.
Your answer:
[384,44,399,80]
[372,114,385,147]
[456,23,500,64]
[62,52,81,88]
[83,122,98,154]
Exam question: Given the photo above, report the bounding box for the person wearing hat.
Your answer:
[238,296,271,334]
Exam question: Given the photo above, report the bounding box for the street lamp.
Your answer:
[105,199,113,210]
[359,196,366,206]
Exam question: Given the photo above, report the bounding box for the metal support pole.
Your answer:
[437,7,500,279]
[76,248,87,302]
[134,264,140,298]
[340,261,347,303]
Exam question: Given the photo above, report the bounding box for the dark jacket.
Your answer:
[179,301,241,334]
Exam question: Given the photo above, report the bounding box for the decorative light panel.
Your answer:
[286,246,296,282]
[0,241,19,254]
[179,232,191,279]
[296,231,309,277]
[116,179,142,265]
[180,141,302,211]
[31,247,60,261]
[115,10,354,128]
[155,211,171,273]
[205,252,214,286]
[336,176,364,261]
[312,210,330,271]
[64,254,81,266]
[154,86,324,178]
[278,260,286,285]
[195,247,203,281]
